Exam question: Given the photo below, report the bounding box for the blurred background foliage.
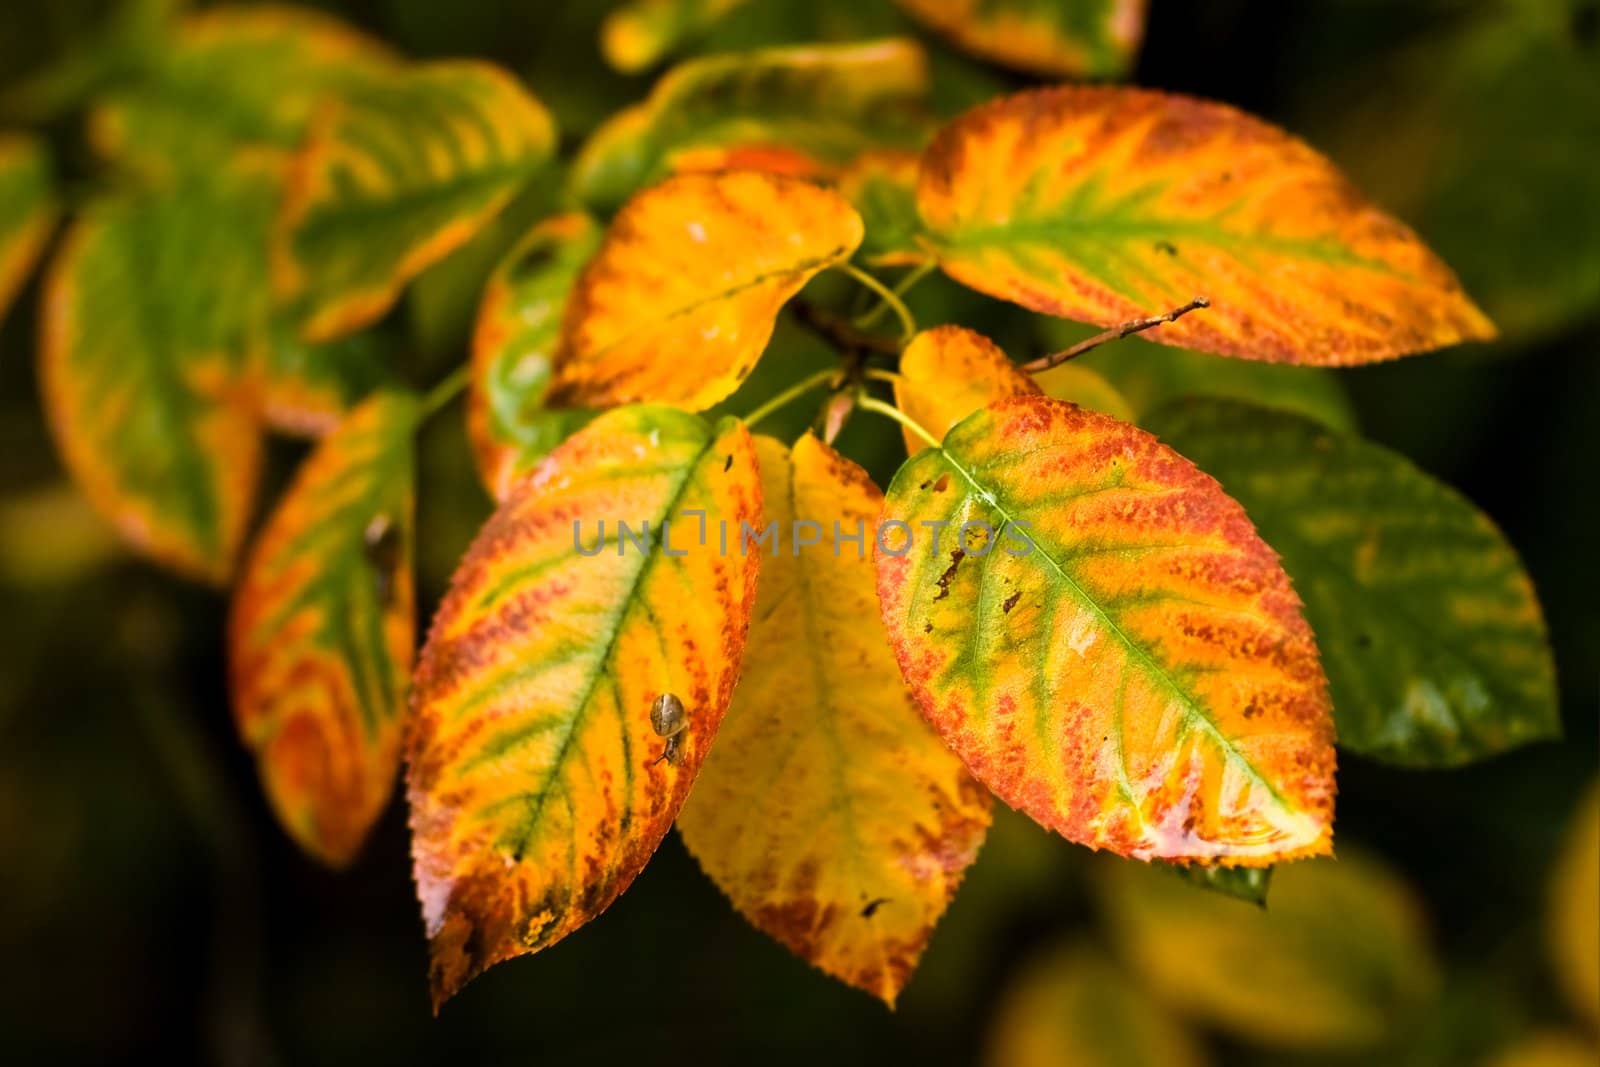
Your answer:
[0,0,1595,1064]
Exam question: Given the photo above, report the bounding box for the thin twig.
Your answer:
[789,299,901,356]
[1019,297,1210,374]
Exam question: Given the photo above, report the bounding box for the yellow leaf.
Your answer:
[406,406,762,1008]
[984,944,1208,1067]
[1098,851,1439,1049]
[1032,363,1135,423]
[550,171,863,410]
[1483,1032,1600,1067]
[275,60,555,343]
[876,395,1336,863]
[1548,780,1599,1029]
[600,0,750,73]
[893,325,1039,456]
[678,434,990,1006]
[894,0,1147,78]
[229,391,419,866]
[919,87,1496,365]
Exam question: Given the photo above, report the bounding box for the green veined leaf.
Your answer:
[1147,399,1558,766]
[39,174,274,582]
[894,0,1148,78]
[90,4,395,178]
[918,87,1496,365]
[1098,851,1440,1049]
[254,324,394,438]
[0,134,57,322]
[678,434,990,1006]
[468,212,601,500]
[406,407,762,1008]
[876,394,1336,864]
[275,59,556,343]
[570,39,932,212]
[983,944,1208,1067]
[229,391,419,866]
[600,0,751,73]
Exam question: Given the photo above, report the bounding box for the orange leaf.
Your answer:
[893,325,1039,455]
[229,391,419,866]
[406,406,762,1008]
[678,434,990,1005]
[875,395,1336,863]
[550,171,863,409]
[919,87,1496,364]
[894,0,1148,78]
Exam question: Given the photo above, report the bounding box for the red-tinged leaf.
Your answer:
[678,434,990,1005]
[406,406,762,1008]
[875,395,1336,864]
[918,87,1497,365]
[229,391,419,866]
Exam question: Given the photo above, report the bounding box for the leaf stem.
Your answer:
[421,363,471,418]
[862,367,904,388]
[855,261,936,330]
[1019,297,1210,373]
[838,262,916,345]
[743,368,838,429]
[854,392,940,451]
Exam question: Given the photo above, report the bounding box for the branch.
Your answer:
[1019,297,1210,374]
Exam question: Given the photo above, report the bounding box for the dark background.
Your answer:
[0,1,1595,1063]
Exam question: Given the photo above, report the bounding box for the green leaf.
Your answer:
[1167,862,1271,907]
[601,0,751,73]
[257,325,394,438]
[0,133,56,322]
[274,60,556,343]
[468,212,601,500]
[569,39,932,212]
[40,175,273,582]
[90,5,395,179]
[1148,399,1559,766]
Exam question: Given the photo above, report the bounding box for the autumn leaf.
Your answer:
[893,325,1038,455]
[406,406,761,1008]
[274,59,555,343]
[918,87,1496,364]
[229,391,419,866]
[838,150,926,267]
[1547,781,1598,1029]
[1031,362,1134,424]
[468,212,601,500]
[894,0,1148,78]
[1148,400,1558,766]
[600,0,750,73]
[549,171,863,410]
[38,176,273,583]
[875,394,1336,864]
[983,944,1208,1067]
[678,434,990,1006]
[0,134,55,323]
[1098,851,1439,1049]
[570,40,931,211]
[255,325,392,437]
[89,5,394,178]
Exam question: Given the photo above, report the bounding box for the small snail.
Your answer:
[650,692,687,766]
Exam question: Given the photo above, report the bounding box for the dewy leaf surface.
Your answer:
[89,5,395,177]
[229,391,419,866]
[275,59,555,342]
[1148,399,1558,766]
[406,407,762,1008]
[600,0,750,73]
[39,176,272,583]
[468,212,601,500]
[893,325,1039,456]
[894,0,1147,78]
[876,395,1336,864]
[550,171,863,410]
[678,434,990,1006]
[0,134,56,323]
[570,39,932,212]
[918,87,1497,365]
[1099,852,1439,1049]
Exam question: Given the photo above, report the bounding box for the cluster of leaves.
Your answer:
[0,0,1564,1014]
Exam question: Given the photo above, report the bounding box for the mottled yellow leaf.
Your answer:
[678,434,990,1006]
[919,87,1496,365]
[229,392,418,866]
[1099,852,1439,1048]
[406,407,762,1008]
[275,60,555,343]
[876,395,1336,863]
[550,171,863,410]
[893,325,1039,456]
